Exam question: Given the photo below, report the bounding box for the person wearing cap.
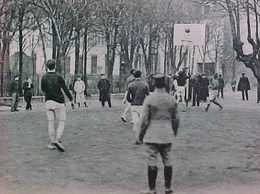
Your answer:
[126,69,149,143]
[205,73,222,111]
[121,68,135,122]
[10,74,20,112]
[23,77,34,110]
[73,75,88,108]
[237,73,250,100]
[41,59,74,152]
[137,74,179,194]
[97,74,112,107]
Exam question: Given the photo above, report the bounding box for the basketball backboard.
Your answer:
[174,24,206,46]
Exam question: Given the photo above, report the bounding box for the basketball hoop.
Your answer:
[174,24,206,46]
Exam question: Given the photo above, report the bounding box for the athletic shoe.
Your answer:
[135,140,142,145]
[165,188,174,194]
[139,189,156,194]
[47,143,56,150]
[54,140,65,152]
[121,117,127,122]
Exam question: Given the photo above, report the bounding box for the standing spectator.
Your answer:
[217,74,225,98]
[137,74,179,194]
[205,74,223,111]
[231,78,236,92]
[201,74,209,102]
[237,73,251,100]
[97,74,112,107]
[121,68,135,122]
[23,77,34,110]
[10,75,20,112]
[191,73,202,107]
[74,76,88,108]
[41,59,74,152]
[126,70,149,144]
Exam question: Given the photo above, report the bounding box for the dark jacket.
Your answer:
[176,72,190,86]
[218,78,225,88]
[201,76,209,97]
[191,74,202,90]
[10,80,19,94]
[237,76,250,91]
[97,78,111,101]
[23,82,34,96]
[127,78,149,106]
[41,72,73,103]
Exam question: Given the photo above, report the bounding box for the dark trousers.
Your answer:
[192,88,200,106]
[101,100,111,107]
[242,90,249,100]
[218,87,224,98]
[24,93,32,109]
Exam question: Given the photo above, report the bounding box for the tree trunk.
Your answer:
[257,81,260,103]
[74,28,80,76]
[18,7,24,96]
[2,35,11,97]
[83,28,88,95]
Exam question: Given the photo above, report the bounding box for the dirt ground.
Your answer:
[0,90,260,194]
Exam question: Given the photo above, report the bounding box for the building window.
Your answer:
[203,5,211,15]
[91,54,97,74]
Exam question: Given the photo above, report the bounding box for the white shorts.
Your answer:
[45,100,66,121]
[209,90,218,101]
[176,86,185,95]
[131,106,143,125]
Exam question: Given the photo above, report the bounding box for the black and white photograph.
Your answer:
[0,0,260,194]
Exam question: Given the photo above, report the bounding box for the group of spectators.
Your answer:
[145,69,225,110]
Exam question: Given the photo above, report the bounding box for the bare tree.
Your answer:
[197,0,260,102]
[225,0,260,102]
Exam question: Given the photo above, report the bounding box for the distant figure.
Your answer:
[23,77,34,110]
[74,76,88,108]
[126,69,149,144]
[174,67,190,111]
[137,74,179,194]
[237,73,250,100]
[121,68,135,122]
[190,73,202,107]
[10,75,20,112]
[205,74,223,112]
[231,78,236,92]
[217,74,225,98]
[97,74,112,107]
[41,59,74,152]
[201,74,209,102]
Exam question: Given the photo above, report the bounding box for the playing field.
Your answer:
[0,90,259,194]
